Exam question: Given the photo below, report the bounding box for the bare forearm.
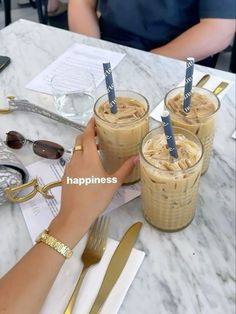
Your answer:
[68,0,100,37]
[0,118,135,313]
[0,244,64,314]
[0,215,85,314]
[152,19,235,61]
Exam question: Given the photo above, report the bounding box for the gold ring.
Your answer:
[73,145,83,152]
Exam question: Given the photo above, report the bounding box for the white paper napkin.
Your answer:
[150,69,234,121]
[39,236,145,314]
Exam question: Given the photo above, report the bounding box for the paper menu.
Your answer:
[26,43,126,95]
[19,158,140,242]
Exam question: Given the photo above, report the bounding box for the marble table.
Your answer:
[0,20,235,314]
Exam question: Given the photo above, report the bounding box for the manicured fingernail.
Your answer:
[132,155,140,165]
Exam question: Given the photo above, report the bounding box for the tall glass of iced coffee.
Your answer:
[94,90,149,184]
[140,126,203,231]
[164,86,220,174]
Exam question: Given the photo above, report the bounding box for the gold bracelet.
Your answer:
[35,229,73,259]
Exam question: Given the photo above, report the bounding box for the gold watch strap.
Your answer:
[36,229,73,259]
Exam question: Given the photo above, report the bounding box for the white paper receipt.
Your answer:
[26,43,126,95]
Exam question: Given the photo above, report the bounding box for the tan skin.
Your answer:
[68,0,235,61]
[0,118,138,314]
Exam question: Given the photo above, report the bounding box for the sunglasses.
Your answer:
[6,131,69,159]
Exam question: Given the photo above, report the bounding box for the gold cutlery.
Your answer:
[63,216,110,314]
[194,75,229,95]
[195,74,210,87]
[89,222,142,314]
[213,81,229,95]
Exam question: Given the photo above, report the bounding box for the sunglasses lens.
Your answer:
[6,131,25,149]
[33,140,64,159]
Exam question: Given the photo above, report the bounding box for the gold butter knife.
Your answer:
[213,81,229,95]
[89,222,142,314]
[195,74,210,87]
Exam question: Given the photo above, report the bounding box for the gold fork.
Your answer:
[63,215,110,314]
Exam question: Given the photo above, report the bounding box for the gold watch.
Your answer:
[36,229,73,259]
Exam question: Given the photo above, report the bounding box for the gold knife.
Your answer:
[89,222,142,314]
[195,74,210,87]
[213,81,229,95]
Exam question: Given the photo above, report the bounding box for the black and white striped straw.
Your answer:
[183,57,195,113]
[103,62,117,114]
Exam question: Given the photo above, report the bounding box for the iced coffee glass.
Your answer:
[140,127,203,231]
[164,86,220,174]
[94,91,149,184]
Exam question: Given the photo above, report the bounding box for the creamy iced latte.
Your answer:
[165,86,220,174]
[140,127,203,231]
[94,91,149,184]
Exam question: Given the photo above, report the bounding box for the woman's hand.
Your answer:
[0,117,138,314]
[50,117,138,247]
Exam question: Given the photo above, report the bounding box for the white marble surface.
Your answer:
[0,20,235,314]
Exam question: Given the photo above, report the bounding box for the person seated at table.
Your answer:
[0,118,138,314]
[68,0,235,66]
[47,0,67,16]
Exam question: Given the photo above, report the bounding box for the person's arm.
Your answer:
[68,0,100,37]
[151,19,235,61]
[0,118,137,314]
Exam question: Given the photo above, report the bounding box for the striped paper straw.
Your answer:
[161,111,178,159]
[183,57,195,113]
[103,62,117,114]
